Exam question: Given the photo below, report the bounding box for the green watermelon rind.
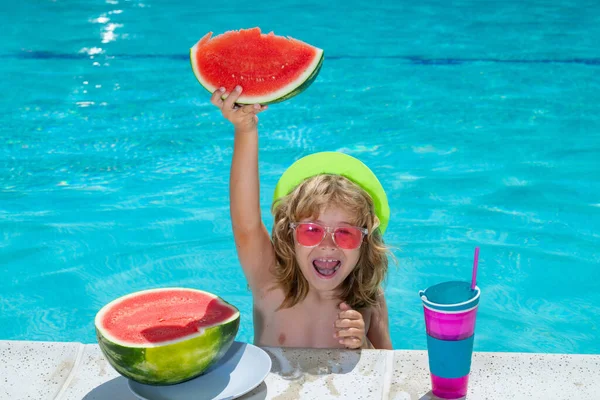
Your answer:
[190,32,324,105]
[95,288,240,386]
[266,53,324,105]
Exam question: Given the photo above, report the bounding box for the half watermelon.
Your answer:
[95,288,240,385]
[190,27,324,104]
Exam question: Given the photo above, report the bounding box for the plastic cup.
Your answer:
[419,281,481,399]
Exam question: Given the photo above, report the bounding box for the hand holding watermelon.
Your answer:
[210,85,268,132]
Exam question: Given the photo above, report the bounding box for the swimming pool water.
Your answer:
[1,0,599,354]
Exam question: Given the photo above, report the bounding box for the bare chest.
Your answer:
[253,290,370,348]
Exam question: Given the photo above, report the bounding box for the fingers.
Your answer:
[239,104,268,114]
[213,86,267,112]
[334,325,365,349]
[335,303,365,349]
[210,87,226,108]
[338,309,363,321]
[335,328,364,338]
[335,304,364,331]
[335,317,364,329]
[211,85,268,131]
[337,336,363,349]
[223,85,242,110]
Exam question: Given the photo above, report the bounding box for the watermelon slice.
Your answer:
[95,288,240,385]
[190,27,324,104]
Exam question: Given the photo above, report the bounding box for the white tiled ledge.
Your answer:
[1,340,598,399]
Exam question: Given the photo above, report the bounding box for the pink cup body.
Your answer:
[430,374,469,399]
[424,307,478,340]
[423,306,478,399]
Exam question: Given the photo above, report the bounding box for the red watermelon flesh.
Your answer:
[190,27,324,104]
[99,289,237,345]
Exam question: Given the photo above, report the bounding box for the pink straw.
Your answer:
[471,247,480,290]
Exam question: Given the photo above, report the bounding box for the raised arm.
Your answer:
[210,86,276,291]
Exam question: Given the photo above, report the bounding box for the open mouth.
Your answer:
[312,258,341,279]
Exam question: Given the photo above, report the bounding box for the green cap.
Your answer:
[273,152,390,234]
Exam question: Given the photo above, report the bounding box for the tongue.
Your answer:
[317,268,336,276]
[313,260,339,269]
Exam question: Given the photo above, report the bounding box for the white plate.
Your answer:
[128,341,272,400]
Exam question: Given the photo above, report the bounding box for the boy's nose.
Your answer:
[320,231,337,249]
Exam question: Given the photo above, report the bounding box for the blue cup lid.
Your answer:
[419,281,480,313]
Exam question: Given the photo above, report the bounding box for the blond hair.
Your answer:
[271,174,389,310]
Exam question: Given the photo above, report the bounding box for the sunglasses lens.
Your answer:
[295,223,325,246]
[294,223,364,249]
[334,227,364,249]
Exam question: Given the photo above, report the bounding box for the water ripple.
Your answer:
[5,51,600,66]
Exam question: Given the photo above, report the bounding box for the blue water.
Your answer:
[1,0,599,354]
